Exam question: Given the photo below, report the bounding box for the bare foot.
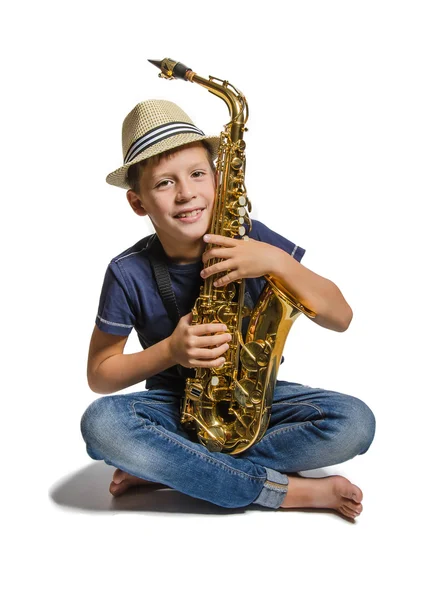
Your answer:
[109,468,167,497]
[280,475,363,520]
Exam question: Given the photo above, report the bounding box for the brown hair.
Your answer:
[127,141,216,194]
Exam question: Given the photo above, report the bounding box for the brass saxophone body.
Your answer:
[150,58,315,455]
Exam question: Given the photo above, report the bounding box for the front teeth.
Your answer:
[177,209,202,218]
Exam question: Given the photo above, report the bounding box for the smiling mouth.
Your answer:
[174,208,204,219]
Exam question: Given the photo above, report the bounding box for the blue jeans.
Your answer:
[80,381,375,509]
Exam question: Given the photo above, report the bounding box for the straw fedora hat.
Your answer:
[106,99,220,189]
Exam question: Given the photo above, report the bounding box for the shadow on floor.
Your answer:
[49,461,249,515]
[49,462,343,519]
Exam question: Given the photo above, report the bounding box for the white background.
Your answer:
[2,1,434,598]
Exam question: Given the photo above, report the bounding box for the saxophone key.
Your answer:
[207,374,232,401]
[226,200,247,217]
[234,377,258,407]
[216,305,236,325]
[240,340,269,370]
[198,426,226,453]
[185,378,205,399]
[231,157,243,170]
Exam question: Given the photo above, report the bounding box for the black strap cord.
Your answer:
[147,234,181,328]
[147,234,193,379]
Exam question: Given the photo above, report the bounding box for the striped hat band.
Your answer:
[124,121,205,164]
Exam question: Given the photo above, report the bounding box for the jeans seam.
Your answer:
[261,419,321,441]
[259,401,326,442]
[133,399,177,406]
[264,481,288,491]
[274,401,326,419]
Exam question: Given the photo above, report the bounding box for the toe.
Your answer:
[342,484,363,504]
[340,505,359,520]
[112,468,127,484]
[109,481,126,497]
[343,499,363,514]
[352,489,363,503]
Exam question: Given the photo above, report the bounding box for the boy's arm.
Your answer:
[269,252,353,332]
[87,325,174,394]
[201,234,352,333]
[87,316,232,395]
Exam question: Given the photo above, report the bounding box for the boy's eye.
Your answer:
[192,170,205,178]
[156,179,171,189]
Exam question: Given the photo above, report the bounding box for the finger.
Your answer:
[202,247,233,263]
[189,322,228,335]
[194,332,232,348]
[203,234,238,246]
[189,355,227,369]
[189,343,230,360]
[213,271,239,287]
[201,259,234,279]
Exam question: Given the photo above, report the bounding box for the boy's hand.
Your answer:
[200,234,284,287]
[169,313,232,369]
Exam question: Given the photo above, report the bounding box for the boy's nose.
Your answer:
[176,181,196,202]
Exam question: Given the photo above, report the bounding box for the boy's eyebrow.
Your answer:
[151,161,210,180]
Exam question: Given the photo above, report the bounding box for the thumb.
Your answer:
[180,312,193,325]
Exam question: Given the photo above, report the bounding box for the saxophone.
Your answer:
[149,58,316,455]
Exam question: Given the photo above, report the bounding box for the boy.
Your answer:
[81,99,375,519]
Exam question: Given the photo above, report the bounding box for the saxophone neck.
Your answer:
[189,73,248,140]
[148,58,248,141]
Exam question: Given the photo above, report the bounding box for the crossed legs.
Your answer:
[81,382,375,519]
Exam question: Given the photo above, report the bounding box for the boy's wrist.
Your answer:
[159,336,177,370]
[267,247,293,281]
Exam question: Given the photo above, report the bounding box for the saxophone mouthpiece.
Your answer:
[148,59,163,69]
[148,58,192,80]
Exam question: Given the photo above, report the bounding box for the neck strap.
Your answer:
[147,234,181,329]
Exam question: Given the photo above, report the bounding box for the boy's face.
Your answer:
[127,143,216,263]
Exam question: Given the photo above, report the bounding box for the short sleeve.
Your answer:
[251,220,306,263]
[95,262,136,336]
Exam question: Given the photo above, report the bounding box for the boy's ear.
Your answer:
[126,190,147,217]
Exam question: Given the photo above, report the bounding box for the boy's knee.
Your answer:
[345,395,376,456]
[322,395,375,466]
[80,395,123,454]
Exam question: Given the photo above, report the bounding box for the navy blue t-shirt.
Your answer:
[95,219,305,391]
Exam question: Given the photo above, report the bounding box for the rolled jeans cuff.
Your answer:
[252,467,288,509]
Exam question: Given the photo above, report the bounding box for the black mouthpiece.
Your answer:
[148,59,162,69]
[148,58,192,80]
